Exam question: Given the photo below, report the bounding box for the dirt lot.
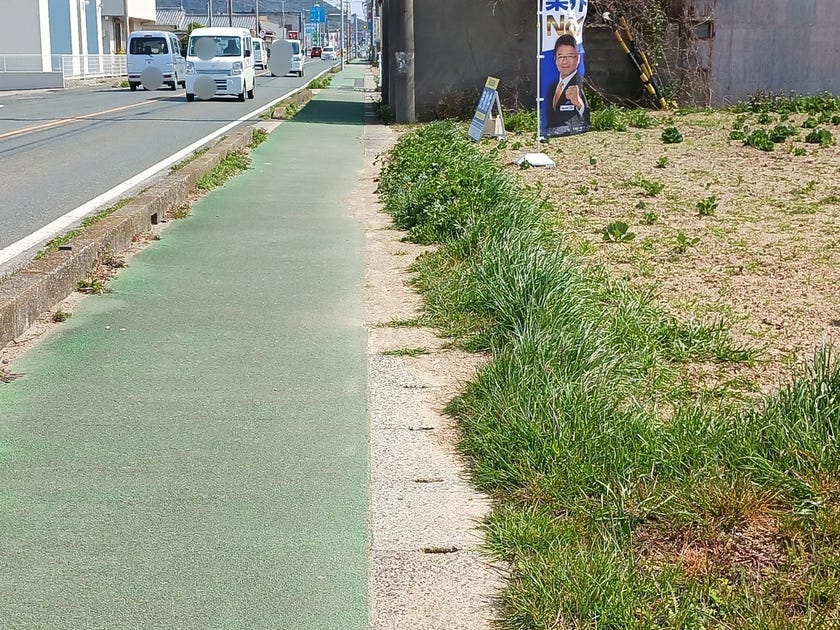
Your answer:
[494,109,840,397]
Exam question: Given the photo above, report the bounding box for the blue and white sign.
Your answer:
[468,77,502,142]
[310,4,326,24]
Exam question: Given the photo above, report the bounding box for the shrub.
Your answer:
[744,129,775,151]
[505,109,537,134]
[805,128,835,147]
[661,126,683,143]
[590,106,627,132]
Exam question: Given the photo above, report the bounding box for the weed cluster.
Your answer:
[307,75,331,90]
[36,198,132,259]
[374,99,395,124]
[661,126,684,143]
[196,152,250,191]
[250,127,268,147]
[729,96,839,152]
[602,220,635,242]
[378,121,840,627]
[736,91,840,116]
[504,110,537,134]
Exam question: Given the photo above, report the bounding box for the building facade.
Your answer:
[100,0,156,53]
[0,0,156,66]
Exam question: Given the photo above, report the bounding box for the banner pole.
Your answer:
[535,0,542,152]
[514,0,555,168]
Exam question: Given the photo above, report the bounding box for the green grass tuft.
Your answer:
[376,120,839,627]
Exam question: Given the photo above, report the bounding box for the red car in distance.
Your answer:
[310,46,322,58]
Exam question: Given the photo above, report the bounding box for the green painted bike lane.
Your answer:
[0,65,370,628]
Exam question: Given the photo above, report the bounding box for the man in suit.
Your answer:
[545,34,590,137]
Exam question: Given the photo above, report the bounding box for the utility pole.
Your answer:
[370,0,377,63]
[397,0,415,122]
[340,0,345,69]
[282,1,286,38]
[227,0,232,27]
[255,0,260,35]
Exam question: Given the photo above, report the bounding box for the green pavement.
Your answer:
[0,65,370,628]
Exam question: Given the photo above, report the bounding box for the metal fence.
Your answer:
[0,54,127,79]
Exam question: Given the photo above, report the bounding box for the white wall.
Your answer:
[0,0,46,55]
[126,0,155,22]
[101,0,154,22]
[99,0,155,52]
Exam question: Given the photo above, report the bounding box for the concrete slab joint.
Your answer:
[0,127,259,350]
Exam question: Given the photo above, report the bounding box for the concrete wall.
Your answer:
[711,0,840,104]
[381,0,664,121]
[379,0,840,121]
[382,0,535,121]
[127,0,157,22]
[0,72,63,90]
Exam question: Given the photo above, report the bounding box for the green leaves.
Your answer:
[602,221,636,243]
[805,128,835,147]
[629,176,665,197]
[675,231,700,253]
[697,195,718,217]
[661,126,683,144]
[744,128,775,151]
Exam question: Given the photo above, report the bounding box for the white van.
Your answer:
[126,30,186,91]
[185,27,256,102]
[289,39,304,77]
[268,39,304,78]
[252,37,267,70]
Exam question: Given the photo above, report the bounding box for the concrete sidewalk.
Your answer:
[0,64,372,629]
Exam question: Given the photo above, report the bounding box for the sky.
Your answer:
[326,1,368,16]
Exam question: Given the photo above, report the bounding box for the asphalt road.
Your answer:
[0,58,335,274]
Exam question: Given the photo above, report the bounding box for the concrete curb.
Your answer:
[0,127,254,349]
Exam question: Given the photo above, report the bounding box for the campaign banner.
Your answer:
[540,0,590,137]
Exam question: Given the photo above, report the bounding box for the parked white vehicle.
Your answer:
[185,27,255,102]
[126,30,186,91]
[252,37,267,70]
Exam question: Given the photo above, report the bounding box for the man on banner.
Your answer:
[541,0,590,137]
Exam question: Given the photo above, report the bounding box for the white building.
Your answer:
[0,0,155,68]
[0,0,154,88]
[100,0,156,53]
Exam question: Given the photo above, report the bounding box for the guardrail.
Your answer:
[0,54,126,80]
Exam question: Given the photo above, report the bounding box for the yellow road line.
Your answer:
[0,100,153,141]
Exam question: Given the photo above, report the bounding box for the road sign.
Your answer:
[310,5,326,23]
